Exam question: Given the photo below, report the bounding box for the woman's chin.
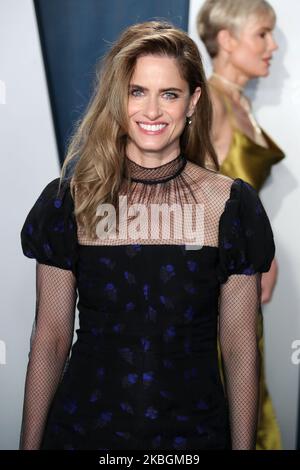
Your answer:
[248,68,270,80]
[258,65,272,78]
[260,69,271,78]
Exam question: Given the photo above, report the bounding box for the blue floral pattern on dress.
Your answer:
[20,177,275,450]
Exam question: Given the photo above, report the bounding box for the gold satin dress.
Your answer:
[212,85,285,450]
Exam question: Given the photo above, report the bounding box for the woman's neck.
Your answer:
[125,141,182,169]
[210,63,250,103]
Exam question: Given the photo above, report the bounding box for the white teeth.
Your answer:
[138,123,167,131]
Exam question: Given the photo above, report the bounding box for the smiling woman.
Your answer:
[127,55,201,167]
[20,20,275,450]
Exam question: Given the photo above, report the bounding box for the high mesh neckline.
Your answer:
[124,154,187,185]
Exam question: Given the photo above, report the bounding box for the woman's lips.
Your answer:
[262,57,272,65]
[137,122,168,135]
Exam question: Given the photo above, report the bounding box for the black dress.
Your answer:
[20,155,275,450]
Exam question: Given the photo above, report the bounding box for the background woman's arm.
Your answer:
[261,257,278,304]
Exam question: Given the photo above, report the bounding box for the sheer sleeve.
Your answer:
[20,178,78,449]
[217,179,275,450]
[19,264,77,450]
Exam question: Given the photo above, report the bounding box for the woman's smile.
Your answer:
[136,121,168,135]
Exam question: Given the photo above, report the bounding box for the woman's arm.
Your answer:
[261,257,278,304]
[20,263,77,450]
[219,273,260,450]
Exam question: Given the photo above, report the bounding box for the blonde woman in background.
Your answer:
[197,0,285,450]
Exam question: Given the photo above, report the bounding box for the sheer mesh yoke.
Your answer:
[20,155,274,450]
[78,157,234,247]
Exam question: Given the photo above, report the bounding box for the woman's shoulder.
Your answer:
[24,176,75,229]
[38,176,72,200]
[34,177,75,215]
[186,160,234,203]
[217,177,275,282]
[20,176,77,271]
[185,161,268,225]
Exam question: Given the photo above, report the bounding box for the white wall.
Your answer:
[189,0,300,450]
[0,0,60,449]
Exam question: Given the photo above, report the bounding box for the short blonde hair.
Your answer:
[197,0,276,59]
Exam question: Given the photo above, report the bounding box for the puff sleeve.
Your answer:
[217,178,275,284]
[21,178,78,273]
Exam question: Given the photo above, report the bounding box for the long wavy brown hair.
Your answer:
[59,20,219,239]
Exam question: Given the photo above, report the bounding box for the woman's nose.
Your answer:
[269,34,279,52]
[144,96,162,120]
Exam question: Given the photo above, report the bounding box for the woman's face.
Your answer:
[229,13,278,79]
[126,54,201,164]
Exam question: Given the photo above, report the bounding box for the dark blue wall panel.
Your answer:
[34,0,189,164]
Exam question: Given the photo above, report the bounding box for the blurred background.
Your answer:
[0,0,299,450]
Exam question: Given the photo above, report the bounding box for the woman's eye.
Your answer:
[129,89,178,99]
[130,89,143,97]
[163,92,178,100]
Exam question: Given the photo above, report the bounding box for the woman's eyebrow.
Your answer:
[129,84,184,93]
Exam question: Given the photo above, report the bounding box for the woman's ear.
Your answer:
[217,29,238,54]
[187,86,201,117]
